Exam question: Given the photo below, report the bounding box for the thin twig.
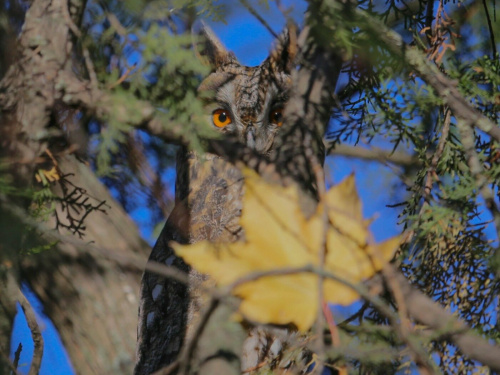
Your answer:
[0,346,22,375]
[482,0,498,58]
[62,0,82,38]
[238,0,278,38]
[83,48,99,90]
[456,118,500,250]
[322,301,339,348]
[151,359,180,375]
[304,131,327,374]
[226,264,397,322]
[405,106,452,245]
[178,297,220,375]
[423,107,451,203]
[386,269,500,371]
[12,343,22,370]
[107,64,138,90]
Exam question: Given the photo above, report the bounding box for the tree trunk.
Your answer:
[0,0,151,372]
[19,155,150,374]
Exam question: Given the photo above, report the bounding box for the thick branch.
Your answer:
[391,271,500,371]
[16,287,44,375]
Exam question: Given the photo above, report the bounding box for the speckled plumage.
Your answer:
[134,25,297,375]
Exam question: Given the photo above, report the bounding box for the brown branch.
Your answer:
[107,64,138,90]
[304,132,328,373]
[178,297,221,375]
[226,264,397,322]
[224,262,500,371]
[327,143,420,167]
[16,287,43,375]
[1,196,189,285]
[356,7,500,143]
[381,265,439,374]
[388,270,500,371]
[423,107,451,201]
[56,70,191,146]
[12,342,22,370]
[404,107,452,245]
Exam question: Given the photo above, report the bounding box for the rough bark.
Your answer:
[20,155,150,374]
[0,272,18,374]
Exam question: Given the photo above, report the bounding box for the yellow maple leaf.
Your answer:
[173,169,400,331]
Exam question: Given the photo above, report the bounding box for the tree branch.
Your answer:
[388,270,500,371]
[1,196,189,286]
[327,144,420,167]
[16,286,44,375]
[355,7,500,143]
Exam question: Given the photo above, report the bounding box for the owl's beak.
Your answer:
[245,127,256,149]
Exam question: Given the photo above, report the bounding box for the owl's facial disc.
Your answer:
[246,127,256,149]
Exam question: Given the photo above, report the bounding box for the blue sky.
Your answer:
[10,2,406,373]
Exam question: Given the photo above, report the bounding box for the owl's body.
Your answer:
[134,26,296,375]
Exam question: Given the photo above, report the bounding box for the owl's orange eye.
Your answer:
[270,108,283,126]
[212,109,232,128]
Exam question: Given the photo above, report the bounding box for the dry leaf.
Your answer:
[173,169,400,331]
[35,166,60,184]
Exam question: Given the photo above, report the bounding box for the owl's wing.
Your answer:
[134,149,244,375]
[134,203,190,375]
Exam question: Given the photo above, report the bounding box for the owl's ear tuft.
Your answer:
[269,23,298,75]
[193,22,235,70]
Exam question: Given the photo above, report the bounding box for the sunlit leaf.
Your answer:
[173,169,400,331]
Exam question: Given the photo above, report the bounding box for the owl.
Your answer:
[134,25,297,375]
[197,24,296,153]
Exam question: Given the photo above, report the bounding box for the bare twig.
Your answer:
[226,264,397,322]
[404,106,452,244]
[423,107,451,202]
[482,0,498,58]
[178,297,220,375]
[304,132,327,373]
[12,342,22,370]
[107,64,138,90]
[151,360,179,375]
[238,0,278,38]
[0,346,22,375]
[125,133,174,218]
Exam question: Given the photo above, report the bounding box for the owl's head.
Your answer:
[196,25,297,154]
